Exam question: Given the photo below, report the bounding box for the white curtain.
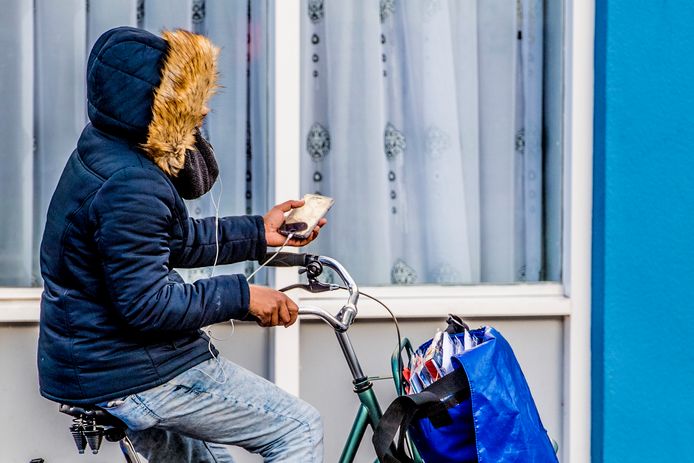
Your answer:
[0,0,268,286]
[301,0,546,285]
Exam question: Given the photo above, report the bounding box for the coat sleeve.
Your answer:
[175,215,267,269]
[91,167,251,332]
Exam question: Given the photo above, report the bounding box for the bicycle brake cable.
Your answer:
[329,285,404,394]
[287,276,405,394]
[358,290,404,394]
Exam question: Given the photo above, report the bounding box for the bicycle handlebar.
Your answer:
[260,252,360,331]
[298,305,350,331]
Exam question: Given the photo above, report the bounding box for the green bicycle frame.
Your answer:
[338,378,383,462]
[335,331,423,463]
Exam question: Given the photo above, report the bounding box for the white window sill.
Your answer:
[294,282,570,318]
[0,288,42,322]
[0,284,569,323]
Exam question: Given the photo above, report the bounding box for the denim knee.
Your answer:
[266,401,323,462]
[306,403,323,436]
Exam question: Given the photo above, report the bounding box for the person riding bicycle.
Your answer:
[37,26,325,462]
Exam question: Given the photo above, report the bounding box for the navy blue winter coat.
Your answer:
[38,27,266,405]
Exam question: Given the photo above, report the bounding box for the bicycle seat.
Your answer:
[59,403,126,428]
[59,403,131,455]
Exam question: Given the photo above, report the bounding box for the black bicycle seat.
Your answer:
[59,404,126,428]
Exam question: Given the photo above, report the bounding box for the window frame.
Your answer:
[0,0,593,460]
[269,1,594,461]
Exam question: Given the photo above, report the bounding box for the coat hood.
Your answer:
[87,26,219,176]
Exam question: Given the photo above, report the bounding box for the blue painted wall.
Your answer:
[593,0,694,461]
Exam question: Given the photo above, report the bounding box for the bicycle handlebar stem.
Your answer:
[291,256,367,380]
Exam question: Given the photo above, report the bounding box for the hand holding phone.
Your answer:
[262,196,331,247]
[279,194,335,240]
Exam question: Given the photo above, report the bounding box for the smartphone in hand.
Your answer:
[279,194,334,239]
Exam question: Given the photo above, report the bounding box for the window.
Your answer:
[274,1,593,461]
[0,0,271,286]
[300,0,562,286]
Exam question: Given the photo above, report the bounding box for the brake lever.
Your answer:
[278,280,339,294]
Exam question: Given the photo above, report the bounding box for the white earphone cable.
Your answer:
[193,175,233,385]
[246,232,294,282]
[194,177,295,385]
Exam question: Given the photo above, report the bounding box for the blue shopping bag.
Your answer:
[374,325,558,463]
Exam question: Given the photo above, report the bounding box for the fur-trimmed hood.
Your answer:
[86,26,219,177]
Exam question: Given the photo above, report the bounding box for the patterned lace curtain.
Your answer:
[0,0,268,286]
[301,0,551,285]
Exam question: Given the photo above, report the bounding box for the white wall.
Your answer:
[0,317,562,462]
[0,323,267,463]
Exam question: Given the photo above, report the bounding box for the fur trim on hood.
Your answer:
[141,30,220,177]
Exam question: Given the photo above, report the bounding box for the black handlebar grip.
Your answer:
[260,252,307,267]
[244,313,261,324]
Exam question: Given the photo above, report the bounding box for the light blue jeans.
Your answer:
[99,357,323,462]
